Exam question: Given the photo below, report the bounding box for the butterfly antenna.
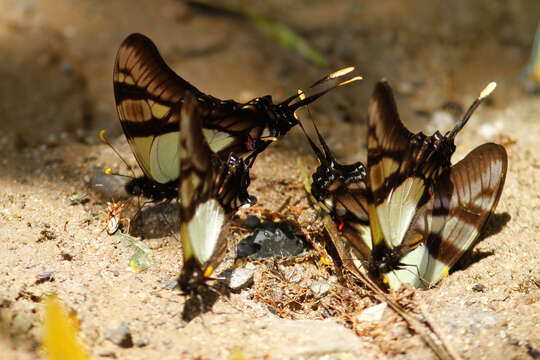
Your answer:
[311,114,335,167]
[447,81,496,141]
[99,130,137,179]
[310,66,356,88]
[296,89,336,168]
[280,67,356,106]
[296,107,326,166]
[281,67,362,111]
[288,74,363,112]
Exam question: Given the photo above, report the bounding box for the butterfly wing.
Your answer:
[367,81,456,252]
[300,120,373,274]
[114,33,209,184]
[178,92,255,292]
[367,81,425,251]
[382,143,508,288]
[423,142,508,284]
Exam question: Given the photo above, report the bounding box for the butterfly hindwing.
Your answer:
[421,142,508,285]
[381,143,507,288]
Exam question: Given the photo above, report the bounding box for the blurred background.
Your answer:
[0,0,538,151]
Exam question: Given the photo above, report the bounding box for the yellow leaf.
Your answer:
[42,295,90,360]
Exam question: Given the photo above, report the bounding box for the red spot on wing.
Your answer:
[245,135,256,151]
[337,217,345,231]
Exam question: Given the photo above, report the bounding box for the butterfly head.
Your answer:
[298,117,367,202]
[178,257,206,294]
[125,176,178,201]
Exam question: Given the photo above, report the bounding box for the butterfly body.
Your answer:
[114,33,359,201]
[305,80,507,289]
[176,93,256,294]
[124,177,178,201]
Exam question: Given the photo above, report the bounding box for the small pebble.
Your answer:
[507,337,519,346]
[310,278,331,299]
[227,267,255,290]
[472,284,486,292]
[136,337,150,348]
[161,279,178,290]
[244,215,260,228]
[36,270,55,284]
[357,302,388,322]
[267,306,278,315]
[104,322,133,348]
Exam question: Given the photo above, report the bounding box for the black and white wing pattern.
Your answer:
[304,80,506,289]
[177,93,255,294]
[113,33,361,200]
[392,143,507,287]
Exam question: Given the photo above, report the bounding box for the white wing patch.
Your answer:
[377,177,425,248]
[384,244,429,289]
[202,129,236,153]
[423,255,450,287]
[150,132,180,183]
[187,199,225,264]
[350,222,373,251]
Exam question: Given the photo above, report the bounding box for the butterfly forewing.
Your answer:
[367,81,458,252]
[114,33,202,183]
[367,81,414,200]
[178,93,219,278]
[367,82,430,250]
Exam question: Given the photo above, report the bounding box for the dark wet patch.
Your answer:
[236,222,306,259]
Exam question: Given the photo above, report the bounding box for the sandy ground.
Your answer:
[0,0,539,359]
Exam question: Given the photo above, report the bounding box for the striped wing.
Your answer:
[367,81,424,252]
[319,175,373,272]
[383,143,508,289]
[367,81,454,251]
[423,143,507,284]
[114,33,205,183]
[177,93,255,293]
[114,33,362,189]
[113,33,253,184]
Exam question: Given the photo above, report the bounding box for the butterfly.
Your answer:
[303,80,507,289]
[176,92,256,294]
[113,33,361,201]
